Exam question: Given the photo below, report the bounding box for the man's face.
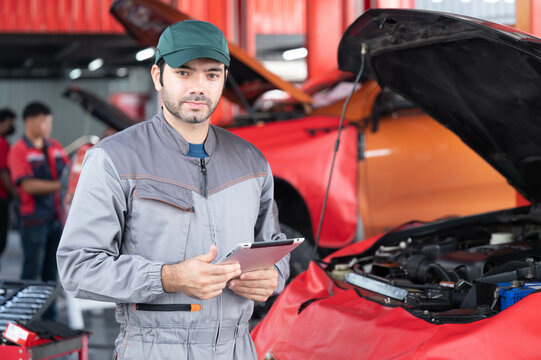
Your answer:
[26,114,51,138]
[41,115,52,138]
[152,58,226,124]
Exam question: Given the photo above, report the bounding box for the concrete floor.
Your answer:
[0,230,119,359]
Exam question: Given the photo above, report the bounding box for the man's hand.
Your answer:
[228,267,278,302]
[161,245,241,300]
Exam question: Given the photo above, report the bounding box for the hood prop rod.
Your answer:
[227,73,258,125]
[314,43,368,255]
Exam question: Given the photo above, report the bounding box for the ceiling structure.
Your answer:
[0,32,305,81]
[0,33,151,79]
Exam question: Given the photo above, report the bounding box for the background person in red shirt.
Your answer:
[8,102,69,292]
[0,108,18,263]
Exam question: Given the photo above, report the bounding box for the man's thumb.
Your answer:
[198,245,217,263]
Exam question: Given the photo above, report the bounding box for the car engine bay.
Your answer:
[326,208,541,323]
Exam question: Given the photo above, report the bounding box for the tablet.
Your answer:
[216,238,304,272]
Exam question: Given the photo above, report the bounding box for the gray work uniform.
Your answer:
[57,111,289,360]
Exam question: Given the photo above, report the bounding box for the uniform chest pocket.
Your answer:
[129,178,194,262]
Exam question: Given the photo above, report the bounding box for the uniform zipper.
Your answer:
[200,158,208,197]
[198,158,220,349]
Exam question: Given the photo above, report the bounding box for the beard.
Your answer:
[162,89,219,124]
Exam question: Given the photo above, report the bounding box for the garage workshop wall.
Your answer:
[0,68,155,151]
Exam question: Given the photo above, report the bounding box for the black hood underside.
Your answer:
[339,9,541,204]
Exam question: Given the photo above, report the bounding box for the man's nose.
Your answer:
[188,73,207,94]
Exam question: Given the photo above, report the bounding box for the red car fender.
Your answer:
[251,234,382,358]
[266,291,541,360]
[250,262,335,359]
[230,115,358,248]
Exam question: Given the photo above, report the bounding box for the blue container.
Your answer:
[498,282,541,311]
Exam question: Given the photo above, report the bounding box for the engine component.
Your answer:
[345,272,408,300]
[490,232,513,245]
[403,255,453,283]
[327,217,541,323]
[498,282,541,310]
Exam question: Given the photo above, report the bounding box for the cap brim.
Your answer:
[163,47,230,68]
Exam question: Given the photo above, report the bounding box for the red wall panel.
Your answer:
[375,0,414,8]
[531,1,541,37]
[250,0,305,35]
[0,0,306,45]
[242,0,306,56]
[0,0,125,33]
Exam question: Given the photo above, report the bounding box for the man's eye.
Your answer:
[208,73,220,79]
[177,71,188,76]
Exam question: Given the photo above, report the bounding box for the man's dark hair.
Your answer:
[23,102,51,120]
[0,108,16,123]
[157,58,165,86]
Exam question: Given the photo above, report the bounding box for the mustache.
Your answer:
[180,94,211,105]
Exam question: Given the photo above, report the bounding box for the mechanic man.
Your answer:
[57,20,289,359]
[0,108,18,262]
[8,102,69,318]
[8,102,68,281]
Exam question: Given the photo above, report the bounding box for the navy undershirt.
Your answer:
[187,143,209,158]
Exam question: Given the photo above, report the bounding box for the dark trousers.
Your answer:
[20,219,62,320]
[20,219,62,281]
[0,198,9,257]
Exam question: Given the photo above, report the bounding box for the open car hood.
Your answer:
[110,0,312,106]
[338,9,541,204]
[63,86,136,131]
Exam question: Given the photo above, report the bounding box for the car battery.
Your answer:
[498,282,541,311]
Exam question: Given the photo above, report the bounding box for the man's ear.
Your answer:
[151,64,163,91]
[223,68,229,90]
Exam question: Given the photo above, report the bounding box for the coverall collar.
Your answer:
[155,109,216,157]
[23,135,51,150]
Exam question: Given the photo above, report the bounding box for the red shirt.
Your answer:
[0,136,10,199]
[8,137,69,224]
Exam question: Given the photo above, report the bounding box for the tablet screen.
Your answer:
[216,238,304,272]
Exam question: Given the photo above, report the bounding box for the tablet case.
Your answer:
[216,238,304,272]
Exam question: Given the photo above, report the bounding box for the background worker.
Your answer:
[57,20,289,359]
[0,108,18,264]
[8,102,69,287]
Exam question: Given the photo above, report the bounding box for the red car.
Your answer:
[252,9,541,359]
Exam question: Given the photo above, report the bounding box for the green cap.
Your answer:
[155,20,230,68]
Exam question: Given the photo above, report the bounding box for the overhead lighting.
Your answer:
[136,47,155,61]
[88,58,104,71]
[282,47,308,61]
[116,67,129,77]
[69,68,82,80]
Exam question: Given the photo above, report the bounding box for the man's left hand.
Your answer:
[228,267,278,302]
